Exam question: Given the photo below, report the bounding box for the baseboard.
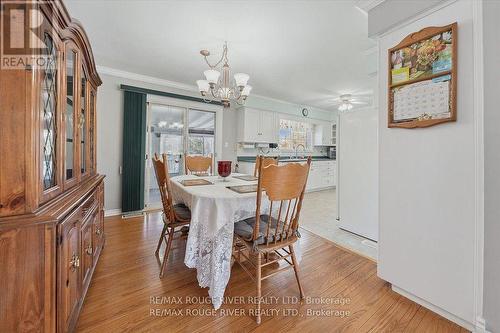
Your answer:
[474,316,491,333]
[305,185,336,193]
[391,285,474,332]
[121,211,144,219]
[104,208,122,217]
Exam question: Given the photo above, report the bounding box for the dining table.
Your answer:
[170,173,272,310]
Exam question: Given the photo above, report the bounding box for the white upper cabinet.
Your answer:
[260,110,278,143]
[314,121,335,146]
[237,108,278,143]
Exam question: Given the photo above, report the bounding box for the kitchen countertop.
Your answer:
[236,156,335,163]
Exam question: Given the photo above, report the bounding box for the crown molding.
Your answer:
[354,0,386,14]
[372,0,458,38]
[97,65,198,92]
[96,65,333,116]
[247,92,332,117]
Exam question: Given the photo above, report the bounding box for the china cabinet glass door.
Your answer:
[89,90,96,174]
[41,31,62,200]
[64,48,77,186]
[80,67,87,177]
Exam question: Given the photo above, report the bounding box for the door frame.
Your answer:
[144,95,223,210]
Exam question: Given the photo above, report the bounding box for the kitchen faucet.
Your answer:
[294,144,306,159]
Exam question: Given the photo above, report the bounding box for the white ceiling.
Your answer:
[65,0,376,111]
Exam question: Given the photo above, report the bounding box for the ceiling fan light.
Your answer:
[234,73,249,87]
[196,80,209,93]
[204,69,220,84]
[338,102,353,112]
[241,85,252,97]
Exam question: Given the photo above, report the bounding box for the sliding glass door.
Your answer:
[187,109,215,156]
[145,103,216,208]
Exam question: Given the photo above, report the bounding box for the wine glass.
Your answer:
[217,160,232,181]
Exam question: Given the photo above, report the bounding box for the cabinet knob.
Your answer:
[86,244,93,255]
[95,228,102,235]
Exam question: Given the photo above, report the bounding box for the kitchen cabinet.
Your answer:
[314,121,336,146]
[237,159,336,191]
[237,108,279,143]
[306,160,336,190]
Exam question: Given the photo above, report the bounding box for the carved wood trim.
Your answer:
[39,1,102,88]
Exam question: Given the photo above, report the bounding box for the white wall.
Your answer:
[377,0,476,328]
[96,72,332,212]
[483,1,500,332]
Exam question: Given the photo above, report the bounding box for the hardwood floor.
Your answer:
[76,212,468,333]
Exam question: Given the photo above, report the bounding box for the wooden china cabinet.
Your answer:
[0,1,104,332]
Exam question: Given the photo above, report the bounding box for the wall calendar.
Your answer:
[388,23,457,128]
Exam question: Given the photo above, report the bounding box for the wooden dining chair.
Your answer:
[152,153,192,278]
[253,155,278,177]
[233,157,311,324]
[184,154,213,175]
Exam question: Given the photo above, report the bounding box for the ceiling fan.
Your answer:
[332,93,371,112]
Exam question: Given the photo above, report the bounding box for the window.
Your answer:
[279,118,313,151]
[187,109,215,156]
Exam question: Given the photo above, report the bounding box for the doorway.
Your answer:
[144,103,216,209]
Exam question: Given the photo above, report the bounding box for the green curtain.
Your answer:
[122,91,146,213]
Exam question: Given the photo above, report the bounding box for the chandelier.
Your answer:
[196,42,251,108]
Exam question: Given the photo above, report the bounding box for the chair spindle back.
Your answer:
[252,157,311,245]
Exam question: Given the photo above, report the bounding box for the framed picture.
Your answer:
[388,22,457,128]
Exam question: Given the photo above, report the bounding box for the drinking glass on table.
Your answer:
[217,161,232,181]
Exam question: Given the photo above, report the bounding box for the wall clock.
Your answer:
[302,108,309,117]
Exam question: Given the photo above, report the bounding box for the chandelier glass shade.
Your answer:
[196,42,251,108]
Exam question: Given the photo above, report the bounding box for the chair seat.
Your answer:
[235,215,284,244]
[173,203,191,221]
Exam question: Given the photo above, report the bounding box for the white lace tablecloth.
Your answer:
[170,173,270,310]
